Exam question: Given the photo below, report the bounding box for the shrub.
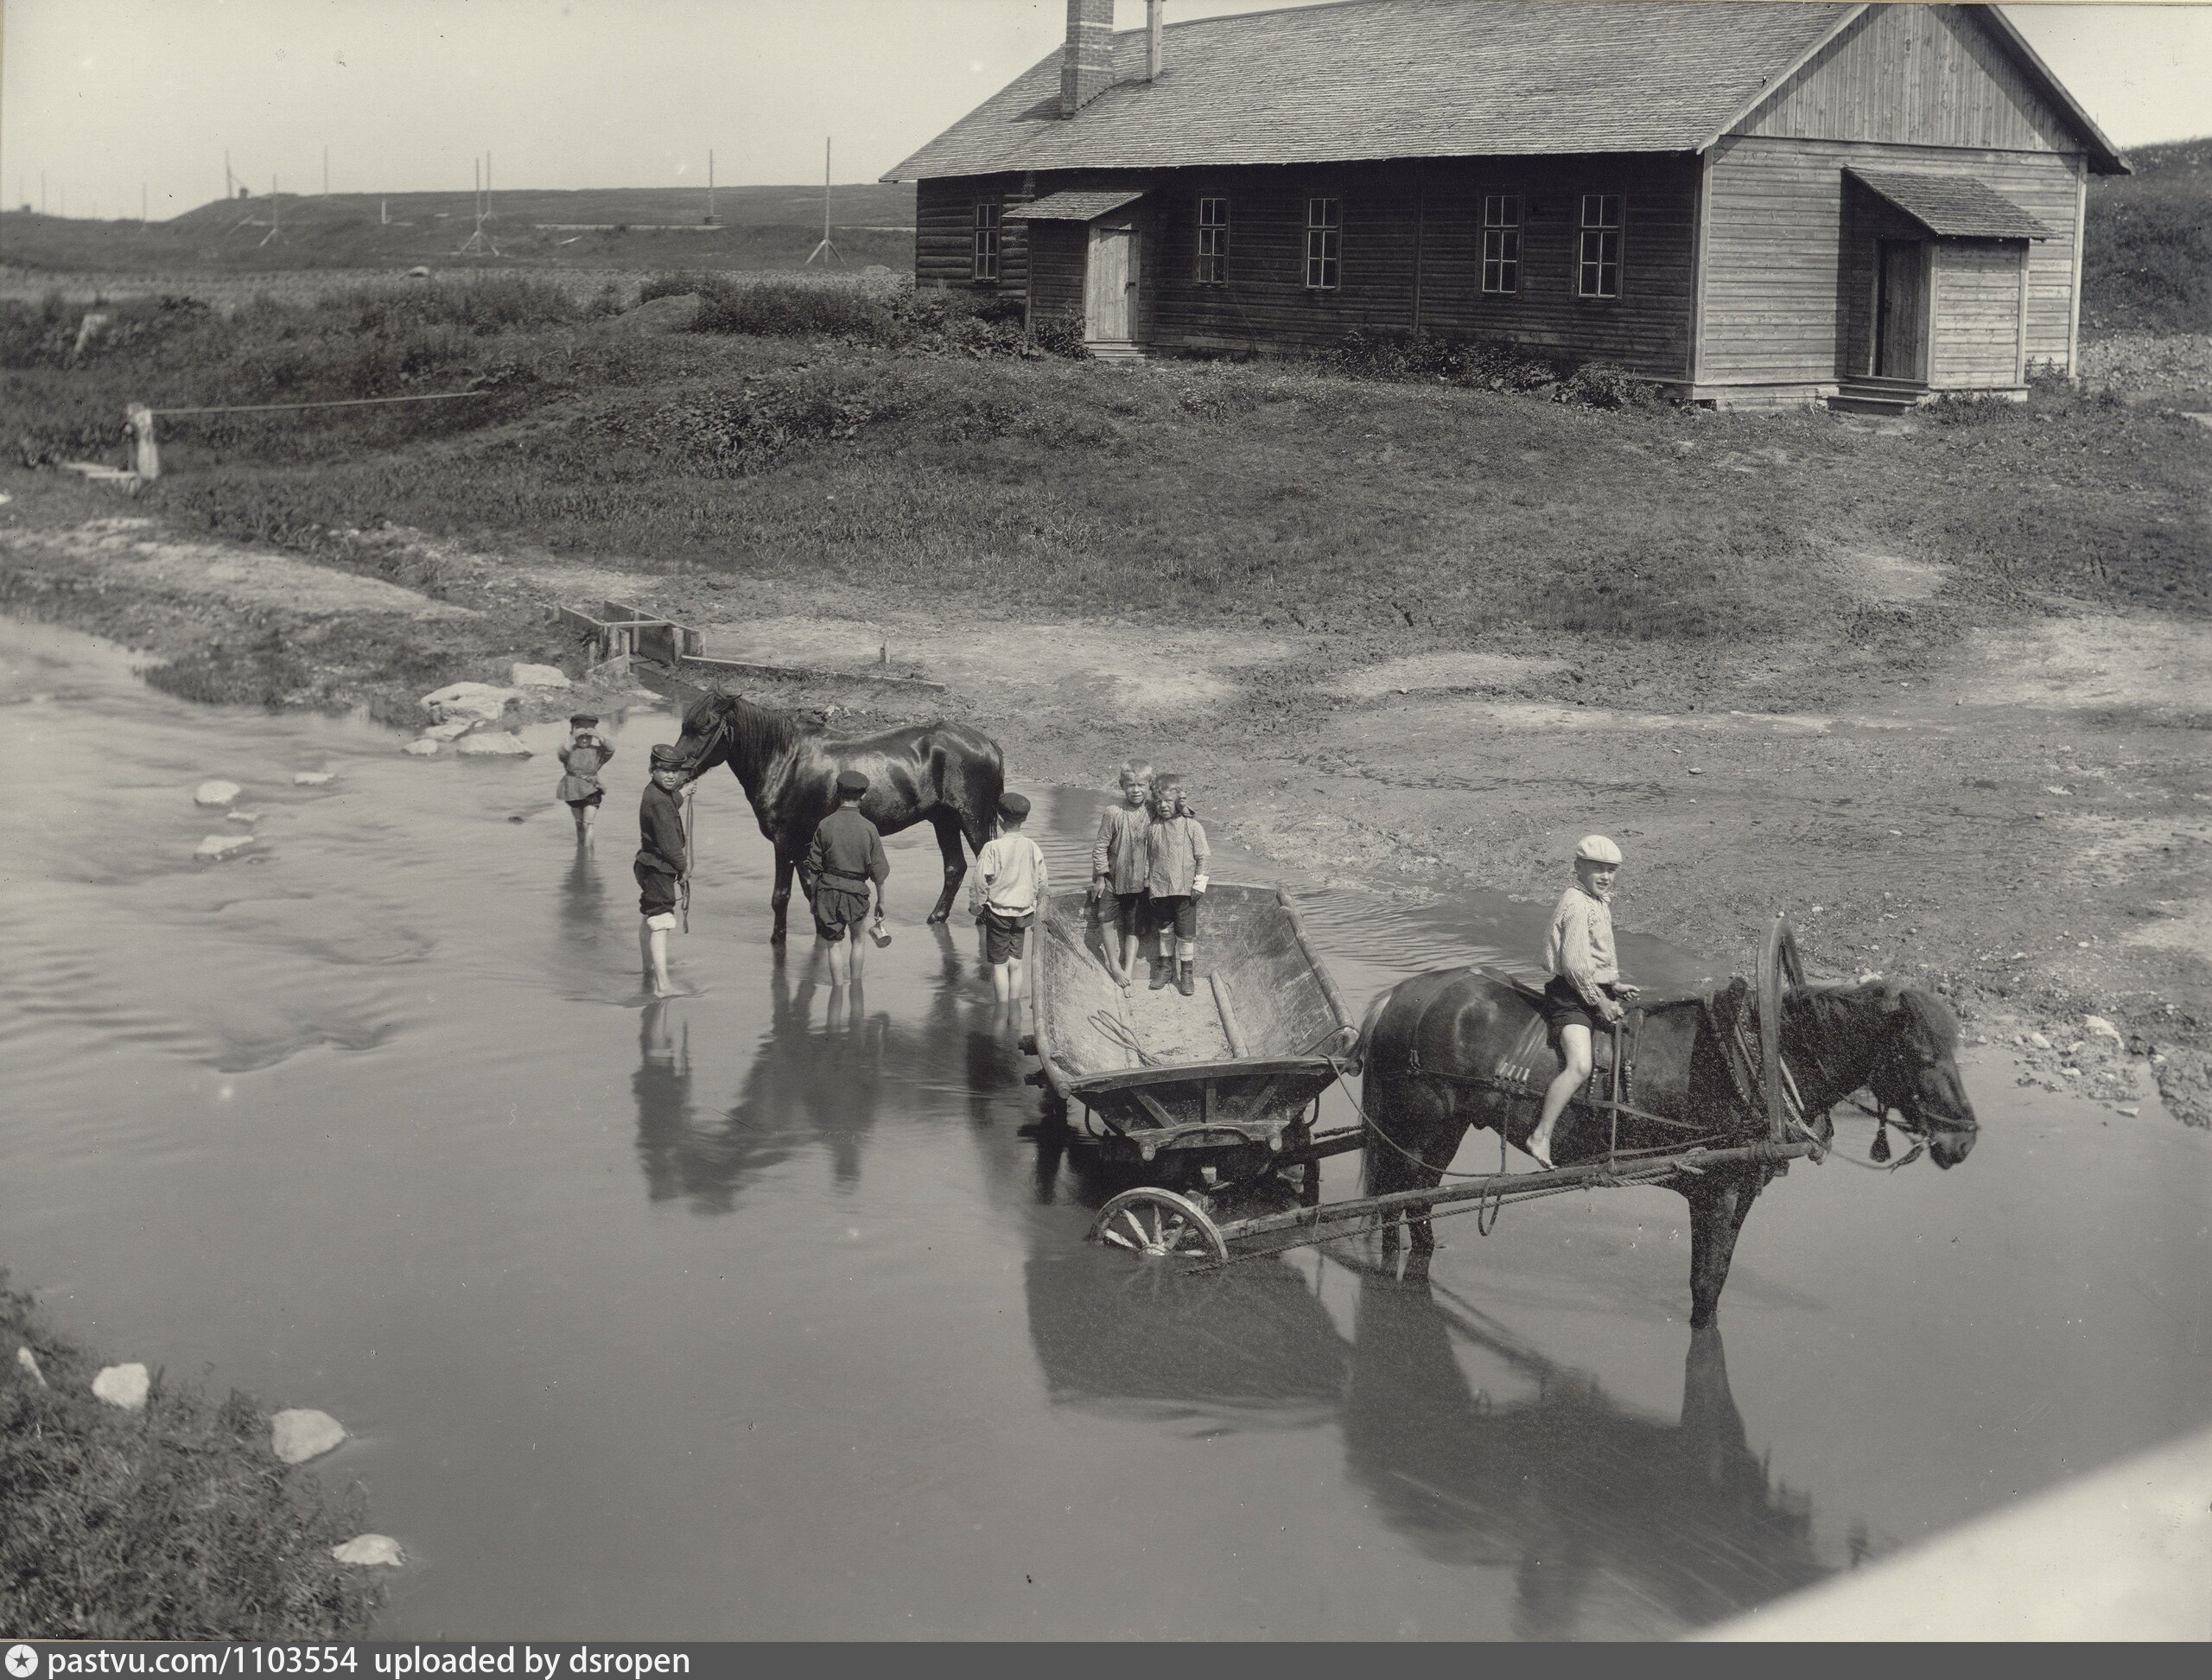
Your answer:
[1028,309,1091,360]
[691,279,897,342]
[1325,328,1568,395]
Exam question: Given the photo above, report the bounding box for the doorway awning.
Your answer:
[1847,169,2051,240]
[1002,189,1147,223]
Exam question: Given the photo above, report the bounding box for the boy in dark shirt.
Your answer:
[799,768,889,987]
[636,743,690,997]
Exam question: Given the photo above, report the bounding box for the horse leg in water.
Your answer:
[1683,1168,1767,1329]
[925,809,969,927]
[770,844,801,946]
[1364,1077,1464,1270]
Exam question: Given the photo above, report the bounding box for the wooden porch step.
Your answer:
[1085,340,1146,364]
[1826,381,1928,416]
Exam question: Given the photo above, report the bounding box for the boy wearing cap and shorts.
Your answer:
[1089,760,1153,991]
[970,792,1050,1012]
[1526,834,1640,1168]
[800,769,889,986]
[1143,773,1210,997]
[556,712,614,847]
[636,744,690,997]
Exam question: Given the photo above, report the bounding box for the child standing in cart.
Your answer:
[970,792,1050,1018]
[1142,773,1210,996]
[556,712,614,847]
[1088,760,1153,990]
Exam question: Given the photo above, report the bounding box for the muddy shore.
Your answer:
[1,464,2203,1123]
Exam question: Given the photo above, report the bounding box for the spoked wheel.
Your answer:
[1756,914,1809,1134]
[1089,1187,1229,1263]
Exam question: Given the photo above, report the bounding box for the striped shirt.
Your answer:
[1542,885,1619,1005]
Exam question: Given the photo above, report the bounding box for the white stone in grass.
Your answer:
[16,1346,48,1387]
[454,731,531,758]
[2083,1015,2124,1043]
[194,833,257,862]
[194,780,243,808]
[331,1534,405,1568]
[270,1408,347,1464]
[419,682,522,723]
[509,663,570,689]
[293,771,335,786]
[92,1363,149,1410]
[401,739,441,757]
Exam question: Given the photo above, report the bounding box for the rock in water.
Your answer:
[226,811,260,825]
[194,780,243,808]
[401,739,441,757]
[455,731,531,758]
[510,663,570,689]
[419,682,523,723]
[92,1363,149,1410]
[194,833,258,862]
[421,719,474,742]
[331,1534,405,1568]
[293,771,336,786]
[16,1346,48,1387]
[270,1408,346,1464]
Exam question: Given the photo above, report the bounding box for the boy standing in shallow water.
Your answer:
[556,712,613,848]
[970,792,1050,1016]
[1142,773,1210,996]
[1526,834,1640,1168]
[635,744,690,997]
[800,769,889,987]
[1088,760,1152,990]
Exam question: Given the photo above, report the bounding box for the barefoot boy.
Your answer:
[800,769,889,987]
[635,744,690,997]
[556,712,614,848]
[1142,773,1210,997]
[971,792,1049,1015]
[1526,834,1640,1168]
[1088,760,1152,990]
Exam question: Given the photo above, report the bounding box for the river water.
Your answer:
[3,615,2208,1640]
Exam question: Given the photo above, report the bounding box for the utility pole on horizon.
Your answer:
[708,149,716,225]
[323,144,329,198]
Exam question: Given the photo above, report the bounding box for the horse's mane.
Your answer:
[1791,977,1958,1053]
[683,690,814,761]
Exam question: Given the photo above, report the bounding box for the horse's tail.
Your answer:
[1343,982,1398,1080]
[934,724,1004,856]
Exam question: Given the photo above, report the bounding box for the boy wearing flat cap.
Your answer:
[969,792,1049,1015]
[636,743,691,997]
[556,712,613,848]
[1527,833,1641,1168]
[801,768,889,985]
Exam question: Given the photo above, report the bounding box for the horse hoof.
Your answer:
[769,930,787,946]
[925,911,950,926]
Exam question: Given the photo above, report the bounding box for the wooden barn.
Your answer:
[882,1,2126,410]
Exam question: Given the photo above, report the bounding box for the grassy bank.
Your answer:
[0,1274,385,1639]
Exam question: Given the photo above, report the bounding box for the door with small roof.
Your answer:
[1084,224,1137,345]
[1874,239,1930,381]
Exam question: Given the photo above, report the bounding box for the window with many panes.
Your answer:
[973,200,1001,283]
[1481,194,1521,295]
[1305,198,1340,291]
[1196,197,1229,285]
[1577,194,1622,298]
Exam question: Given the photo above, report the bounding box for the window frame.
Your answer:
[1481,193,1522,296]
[972,199,1001,284]
[1576,193,1623,300]
[1195,195,1230,286]
[1304,196,1341,292]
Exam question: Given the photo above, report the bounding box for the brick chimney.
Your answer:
[1060,0,1117,118]
[1146,1,1166,82]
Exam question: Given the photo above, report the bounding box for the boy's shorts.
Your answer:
[1540,977,1619,1037]
[813,884,873,943]
[635,859,680,920]
[1104,890,1146,928]
[1147,894,1198,941]
[979,906,1033,965]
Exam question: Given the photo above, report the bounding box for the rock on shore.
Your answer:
[420,682,522,723]
[194,833,257,861]
[92,1363,149,1410]
[270,1408,347,1464]
[332,1534,405,1568]
[510,663,569,689]
[454,731,531,758]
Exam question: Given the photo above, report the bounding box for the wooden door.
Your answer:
[1084,225,1135,343]
[1875,240,1929,380]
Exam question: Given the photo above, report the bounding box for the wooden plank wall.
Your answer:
[1025,221,1088,330]
[1702,137,2081,384]
[915,175,1032,294]
[1929,242,2028,388]
[1734,3,2077,154]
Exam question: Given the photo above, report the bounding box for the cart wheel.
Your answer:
[1090,1187,1229,1263]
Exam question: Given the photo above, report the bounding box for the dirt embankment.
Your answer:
[2,467,2204,1125]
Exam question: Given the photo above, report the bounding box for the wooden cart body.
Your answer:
[1028,884,1360,1180]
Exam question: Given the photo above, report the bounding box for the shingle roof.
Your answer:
[1848,169,2052,239]
[1003,189,1149,223]
[885,0,1857,181]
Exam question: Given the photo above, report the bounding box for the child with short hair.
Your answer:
[635,744,690,997]
[801,769,890,988]
[970,792,1049,1015]
[556,712,614,847]
[1142,773,1210,997]
[1088,760,1153,990]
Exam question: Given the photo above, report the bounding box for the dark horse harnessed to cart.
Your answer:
[1349,919,1979,1325]
[671,691,1006,943]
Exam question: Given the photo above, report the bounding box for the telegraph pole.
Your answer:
[707,149,716,225]
[805,138,841,266]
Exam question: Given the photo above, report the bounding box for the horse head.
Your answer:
[671,693,734,785]
[1810,979,1979,1168]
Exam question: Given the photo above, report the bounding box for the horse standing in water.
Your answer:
[1351,968,1979,1326]
[672,691,1005,943]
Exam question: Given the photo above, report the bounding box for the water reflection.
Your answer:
[560,850,606,958]
[1020,1249,1827,1636]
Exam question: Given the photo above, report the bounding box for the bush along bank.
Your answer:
[0,1273,391,1638]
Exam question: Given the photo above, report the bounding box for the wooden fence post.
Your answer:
[125,404,161,480]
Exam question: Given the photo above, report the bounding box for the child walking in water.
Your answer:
[1088,760,1152,990]
[969,792,1049,1019]
[1142,773,1210,996]
[556,712,614,847]
[635,744,690,997]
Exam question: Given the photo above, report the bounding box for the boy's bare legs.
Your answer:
[848,926,868,983]
[1529,1023,1592,1168]
[580,803,597,850]
[825,930,852,988]
[642,920,676,998]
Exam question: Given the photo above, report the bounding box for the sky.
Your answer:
[2,1,2207,221]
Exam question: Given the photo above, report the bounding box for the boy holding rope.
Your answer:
[636,744,691,997]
